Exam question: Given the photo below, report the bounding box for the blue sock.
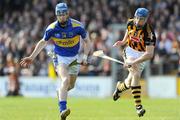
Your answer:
[59,101,67,112]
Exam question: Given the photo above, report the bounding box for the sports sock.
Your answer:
[59,101,67,112]
[131,86,142,108]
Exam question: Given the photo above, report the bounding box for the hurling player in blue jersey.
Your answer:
[20,3,91,120]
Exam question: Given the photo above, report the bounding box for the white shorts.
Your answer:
[124,46,146,72]
[53,54,80,75]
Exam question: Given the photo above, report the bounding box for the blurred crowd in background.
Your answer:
[0,0,179,78]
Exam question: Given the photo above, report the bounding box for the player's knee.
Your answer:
[68,84,75,91]
[125,81,131,88]
[132,72,141,79]
[61,78,70,89]
[124,78,131,87]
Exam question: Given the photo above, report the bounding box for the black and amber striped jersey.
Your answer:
[126,19,156,52]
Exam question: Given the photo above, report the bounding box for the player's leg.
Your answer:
[113,72,132,101]
[130,62,146,117]
[56,64,71,120]
[113,58,132,101]
[68,75,77,91]
[124,72,132,88]
[68,64,80,91]
[58,63,80,120]
[113,68,132,101]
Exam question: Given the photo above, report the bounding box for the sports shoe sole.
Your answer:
[60,109,71,120]
[113,82,122,101]
[137,109,146,117]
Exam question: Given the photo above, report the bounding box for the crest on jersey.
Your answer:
[61,32,66,38]
[54,33,61,38]
[134,31,138,36]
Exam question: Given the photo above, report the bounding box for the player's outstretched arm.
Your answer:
[133,45,154,64]
[113,30,128,47]
[124,46,154,68]
[20,39,48,67]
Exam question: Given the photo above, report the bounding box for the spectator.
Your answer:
[0,0,179,76]
[4,52,20,96]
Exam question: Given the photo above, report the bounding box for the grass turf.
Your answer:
[0,97,179,120]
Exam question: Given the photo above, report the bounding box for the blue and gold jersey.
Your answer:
[43,18,87,57]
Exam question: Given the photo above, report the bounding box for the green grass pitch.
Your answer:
[0,97,179,120]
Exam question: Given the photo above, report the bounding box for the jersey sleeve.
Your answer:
[78,25,87,39]
[144,24,156,46]
[43,25,54,41]
[126,18,134,29]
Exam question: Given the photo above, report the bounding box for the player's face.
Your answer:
[57,11,69,23]
[134,16,146,27]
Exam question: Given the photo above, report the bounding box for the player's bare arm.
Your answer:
[82,35,91,65]
[113,30,128,47]
[124,45,154,68]
[133,45,154,64]
[20,39,48,67]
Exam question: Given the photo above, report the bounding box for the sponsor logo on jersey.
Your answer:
[130,36,140,42]
[51,35,80,47]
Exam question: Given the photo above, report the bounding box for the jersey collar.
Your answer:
[56,18,71,28]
